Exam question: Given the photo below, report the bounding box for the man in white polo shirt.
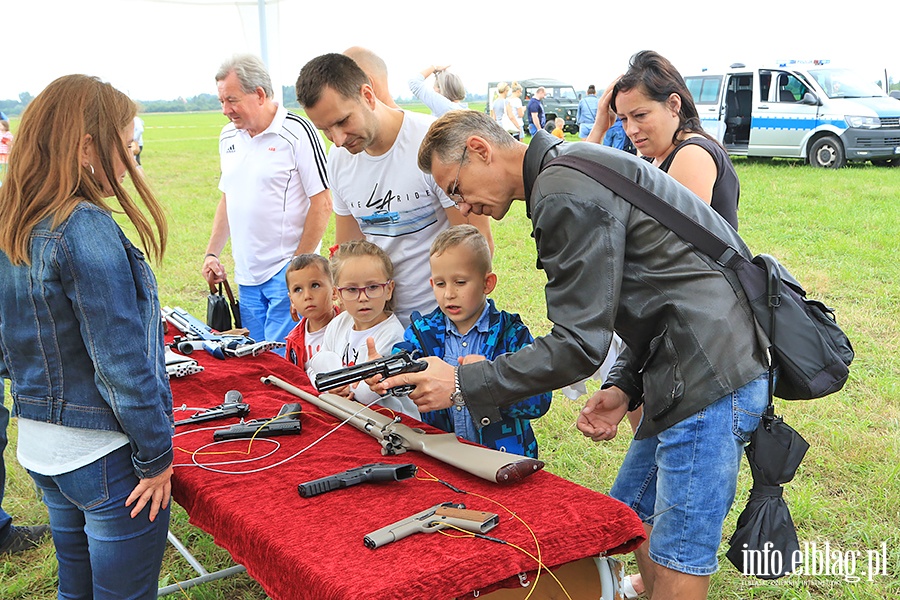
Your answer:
[295,52,491,326]
[203,54,331,351]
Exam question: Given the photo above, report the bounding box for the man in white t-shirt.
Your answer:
[202,54,332,350]
[295,52,492,326]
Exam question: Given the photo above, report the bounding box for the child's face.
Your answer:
[430,246,496,336]
[287,264,336,328]
[336,255,393,330]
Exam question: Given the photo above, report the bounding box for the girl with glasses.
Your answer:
[306,240,420,418]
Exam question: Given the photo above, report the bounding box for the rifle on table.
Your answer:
[261,375,544,485]
[363,502,499,549]
[298,462,417,498]
[213,402,303,441]
[315,351,426,394]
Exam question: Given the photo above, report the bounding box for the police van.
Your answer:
[684,61,900,167]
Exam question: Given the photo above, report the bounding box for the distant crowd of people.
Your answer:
[1,47,763,600]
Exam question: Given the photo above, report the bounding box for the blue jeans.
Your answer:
[27,444,170,600]
[609,372,769,576]
[0,389,11,543]
[238,261,293,356]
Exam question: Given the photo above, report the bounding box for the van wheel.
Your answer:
[809,136,846,168]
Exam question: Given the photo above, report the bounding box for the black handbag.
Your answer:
[207,280,241,332]
[546,154,853,401]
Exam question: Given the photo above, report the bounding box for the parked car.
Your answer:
[486,78,580,134]
[684,61,900,167]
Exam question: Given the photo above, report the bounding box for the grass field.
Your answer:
[2,107,899,599]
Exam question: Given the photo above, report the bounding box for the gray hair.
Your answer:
[216,54,273,99]
[418,110,517,174]
[436,71,466,103]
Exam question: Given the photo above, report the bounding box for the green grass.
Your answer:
[2,109,899,599]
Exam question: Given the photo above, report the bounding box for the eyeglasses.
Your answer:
[448,146,467,204]
[336,281,392,301]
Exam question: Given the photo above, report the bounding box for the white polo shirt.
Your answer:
[219,104,328,286]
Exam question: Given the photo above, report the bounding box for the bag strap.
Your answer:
[545,154,777,402]
[546,155,750,268]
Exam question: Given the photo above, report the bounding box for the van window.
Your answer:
[772,72,808,103]
[759,72,771,101]
[685,76,721,104]
[808,68,885,99]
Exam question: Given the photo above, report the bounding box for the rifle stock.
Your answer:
[261,375,543,484]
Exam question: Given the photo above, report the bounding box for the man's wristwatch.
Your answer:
[450,366,465,407]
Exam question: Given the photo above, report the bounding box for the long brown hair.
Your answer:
[0,74,167,264]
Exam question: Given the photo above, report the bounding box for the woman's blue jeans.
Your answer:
[27,444,169,600]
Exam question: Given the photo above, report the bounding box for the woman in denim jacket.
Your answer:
[0,75,173,599]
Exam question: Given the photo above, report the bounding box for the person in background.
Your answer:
[409,64,468,117]
[284,253,340,370]
[603,116,637,155]
[576,84,599,140]
[491,82,520,139]
[392,225,552,458]
[132,115,144,168]
[507,82,526,140]
[527,86,546,136]
[551,117,565,139]
[0,74,174,599]
[587,51,738,229]
[0,120,12,178]
[344,46,400,108]
[295,52,492,327]
[202,54,332,354]
[0,373,51,555]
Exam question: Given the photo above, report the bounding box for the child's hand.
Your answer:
[458,354,486,365]
[362,337,386,389]
[332,384,353,398]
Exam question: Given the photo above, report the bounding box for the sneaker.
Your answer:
[0,524,51,554]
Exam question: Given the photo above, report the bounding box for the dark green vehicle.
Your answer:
[486,78,580,134]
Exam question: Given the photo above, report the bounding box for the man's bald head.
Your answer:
[342,46,398,108]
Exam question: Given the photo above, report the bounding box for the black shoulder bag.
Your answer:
[207,280,241,332]
[546,154,853,401]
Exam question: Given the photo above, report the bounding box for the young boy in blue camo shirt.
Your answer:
[393,225,551,458]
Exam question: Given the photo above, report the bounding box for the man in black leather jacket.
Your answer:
[378,110,770,600]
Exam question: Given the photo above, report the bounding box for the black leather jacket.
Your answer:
[459,132,767,439]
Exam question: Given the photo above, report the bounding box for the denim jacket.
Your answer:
[0,202,173,478]
[393,300,552,457]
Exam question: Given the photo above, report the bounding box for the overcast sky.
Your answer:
[4,0,898,104]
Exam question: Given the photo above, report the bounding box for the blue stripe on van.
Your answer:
[751,116,847,130]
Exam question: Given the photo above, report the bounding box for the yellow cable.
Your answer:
[417,468,573,600]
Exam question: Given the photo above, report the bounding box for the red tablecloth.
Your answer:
[169,344,645,600]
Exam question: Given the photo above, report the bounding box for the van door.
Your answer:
[686,74,725,141]
[750,69,816,158]
[722,72,753,152]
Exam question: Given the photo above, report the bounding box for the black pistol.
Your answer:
[174,390,250,427]
[315,351,426,394]
[213,402,302,441]
[297,462,417,498]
